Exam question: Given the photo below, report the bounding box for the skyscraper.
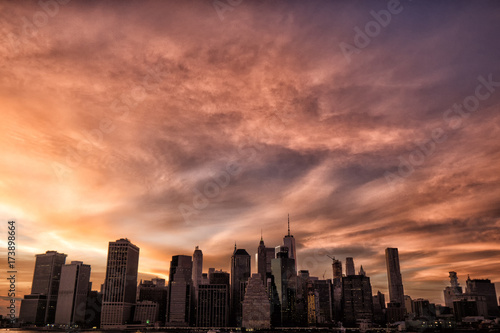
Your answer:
[283,214,297,272]
[230,245,251,327]
[19,250,67,325]
[385,248,405,308]
[167,255,193,326]
[345,257,355,276]
[197,269,230,327]
[192,246,203,303]
[100,238,139,329]
[137,278,168,324]
[271,246,297,326]
[256,235,275,286]
[465,276,499,317]
[342,273,374,327]
[54,261,91,325]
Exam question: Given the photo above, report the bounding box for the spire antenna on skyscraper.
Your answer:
[287,213,290,236]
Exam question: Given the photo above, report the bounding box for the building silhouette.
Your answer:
[311,279,333,324]
[19,250,67,325]
[230,245,251,327]
[256,235,275,287]
[283,214,297,273]
[192,246,203,303]
[342,271,374,327]
[271,246,297,326]
[54,261,91,325]
[385,247,405,318]
[197,269,230,327]
[242,274,271,329]
[100,238,139,329]
[167,255,193,326]
[465,276,499,317]
[372,291,386,324]
[133,301,158,324]
[137,278,167,324]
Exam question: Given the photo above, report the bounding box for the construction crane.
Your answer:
[326,255,335,261]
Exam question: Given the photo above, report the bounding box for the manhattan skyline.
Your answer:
[1,0,500,317]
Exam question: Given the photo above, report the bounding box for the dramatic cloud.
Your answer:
[1,0,500,313]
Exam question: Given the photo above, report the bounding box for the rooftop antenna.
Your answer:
[288,213,290,236]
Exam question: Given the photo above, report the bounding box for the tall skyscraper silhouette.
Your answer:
[54,261,91,325]
[230,245,251,327]
[385,248,405,308]
[100,238,139,329]
[346,257,355,276]
[283,214,297,272]
[192,246,203,303]
[256,234,275,286]
[167,255,193,326]
[271,246,297,326]
[19,251,67,325]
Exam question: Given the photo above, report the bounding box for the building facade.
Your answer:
[100,238,139,329]
[230,246,251,327]
[20,251,67,325]
[54,261,91,325]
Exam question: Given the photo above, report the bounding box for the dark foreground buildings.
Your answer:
[18,229,500,330]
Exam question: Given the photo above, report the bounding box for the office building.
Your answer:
[230,245,251,327]
[197,270,230,327]
[465,277,499,317]
[256,235,275,286]
[271,246,297,326]
[192,246,203,302]
[20,251,67,324]
[372,291,386,324]
[137,278,167,324]
[55,261,91,325]
[100,238,139,329]
[342,274,374,327]
[312,279,333,324]
[385,248,405,309]
[133,301,158,324]
[167,255,193,326]
[283,214,297,273]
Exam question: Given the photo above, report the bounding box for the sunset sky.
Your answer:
[1,0,500,315]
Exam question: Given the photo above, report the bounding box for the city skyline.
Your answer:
[6,227,500,319]
[1,0,500,318]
